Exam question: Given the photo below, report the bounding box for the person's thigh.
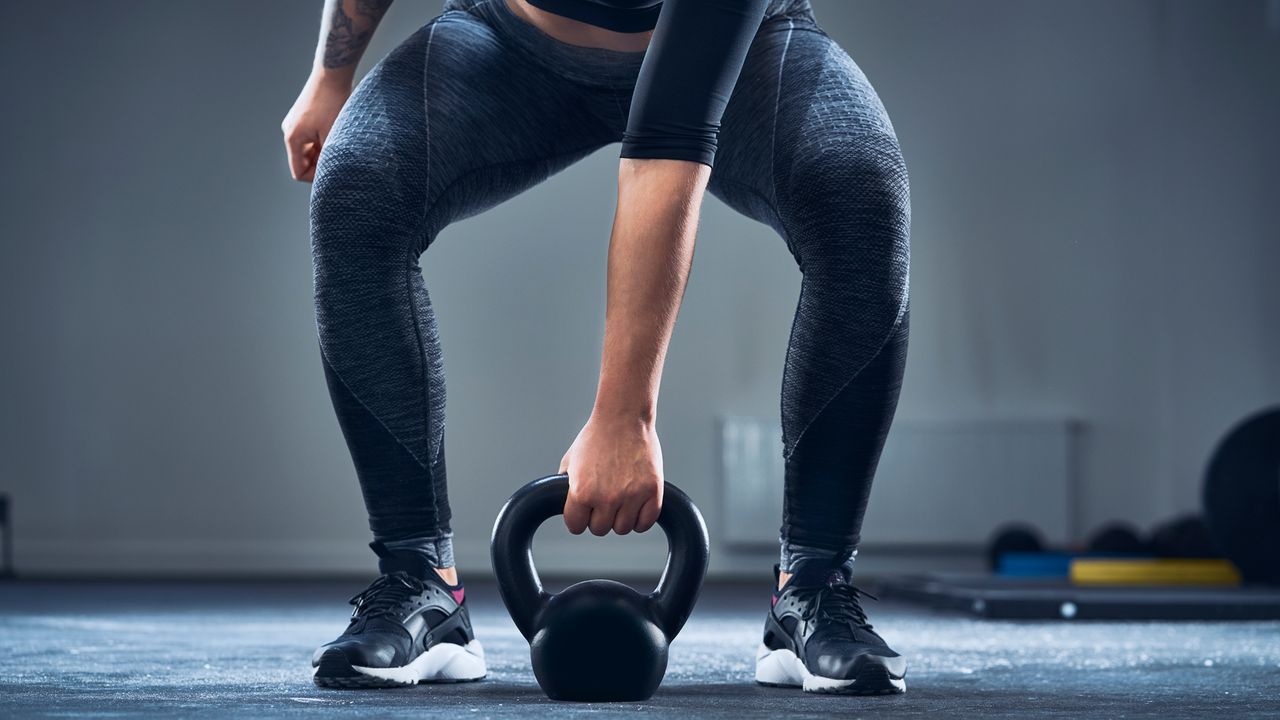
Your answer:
[311,6,615,473]
[710,16,910,453]
[705,14,803,238]
[315,6,618,253]
[710,14,905,243]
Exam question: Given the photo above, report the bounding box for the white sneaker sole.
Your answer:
[313,639,487,688]
[755,643,905,695]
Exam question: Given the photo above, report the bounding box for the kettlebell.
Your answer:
[490,474,709,702]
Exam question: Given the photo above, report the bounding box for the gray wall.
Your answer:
[1,1,1277,577]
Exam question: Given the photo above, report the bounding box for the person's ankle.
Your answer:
[777,570,792,591]
[434,566,459,586]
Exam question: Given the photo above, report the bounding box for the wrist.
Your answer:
[590,400,656,427]
[309,67,355,92]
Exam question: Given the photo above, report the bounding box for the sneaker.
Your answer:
[311,541,487,688]
[755,562,906,694]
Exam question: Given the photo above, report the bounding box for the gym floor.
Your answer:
[2,580,1278,718]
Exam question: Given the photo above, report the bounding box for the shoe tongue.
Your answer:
[369,540,435,581]
[789,560,851,589]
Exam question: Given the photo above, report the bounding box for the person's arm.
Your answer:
[318,0,395,76]
[596,159,710,424]
[560,0,767,536]
[560,158,710,536]
[281,0,394,182]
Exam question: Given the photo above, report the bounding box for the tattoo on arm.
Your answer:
[323,0,395,70]
[356,0,394,16]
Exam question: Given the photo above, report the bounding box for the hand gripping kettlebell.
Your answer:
[490,473,710,702]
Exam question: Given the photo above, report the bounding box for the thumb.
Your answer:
[286,131,318,182]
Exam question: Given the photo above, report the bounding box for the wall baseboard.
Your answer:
[14,536,693,577]
[12,537,983,579]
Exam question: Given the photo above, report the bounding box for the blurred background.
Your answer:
[1,0,1277,580]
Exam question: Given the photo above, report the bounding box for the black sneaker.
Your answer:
[756,562,906,694]
[311,541,487,688]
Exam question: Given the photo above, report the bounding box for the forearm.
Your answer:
[311,0,394,86]
[593,158,712,424]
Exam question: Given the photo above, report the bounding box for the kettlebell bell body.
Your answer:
[491,474,709,702]
[531,580,668,701]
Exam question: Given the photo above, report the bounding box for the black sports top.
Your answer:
[526,0,770,168]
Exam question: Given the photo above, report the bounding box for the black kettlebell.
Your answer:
[1085,521,1149,555]
[490,474,709,702]
[986,522,1046,570]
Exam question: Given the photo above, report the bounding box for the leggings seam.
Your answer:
[783,300,907,459]
[318,338,434,470]
[318,15,456,475]
[405,261,439,519]
[773,129,910,456]
[768,18,795,211]
[780,280,806,454]
[415,19,443,533]
[420,19,438,240]
[610,88,628,135]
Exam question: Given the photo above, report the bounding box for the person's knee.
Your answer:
[781,136,910,327]
[311,139,426,246]
[782,134,910,267]
[309,122,436,268]
[308,146,430,345]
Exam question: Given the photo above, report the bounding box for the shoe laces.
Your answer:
[348,571,427,620]
[799,582,878,641]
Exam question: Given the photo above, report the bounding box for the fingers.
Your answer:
[612,483,663,535]
[560,448,661,537]
[561,456,586,533]
[284,129,318,182]
[565,491,619,537]
[612,500,639,535]
[299,143,319,182]
[635,495,661,534]
[563,491,591,535]
[566,486,628,537]
[588,505,615,537]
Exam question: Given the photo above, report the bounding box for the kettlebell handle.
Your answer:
[490,474,710,642]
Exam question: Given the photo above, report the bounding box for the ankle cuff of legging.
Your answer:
[381,532,455,570]
[779,540,857,575]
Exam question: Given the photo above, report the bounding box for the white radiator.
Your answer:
[720,417,1079,549]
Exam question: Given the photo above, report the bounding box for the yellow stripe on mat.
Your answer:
[1070,559,1242,586]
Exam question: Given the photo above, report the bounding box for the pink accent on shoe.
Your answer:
[771,593,779,607]
[451,587,465,604]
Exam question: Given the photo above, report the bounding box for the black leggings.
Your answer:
[310,0,910,572]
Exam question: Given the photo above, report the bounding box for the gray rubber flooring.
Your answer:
[2,580,1278,718]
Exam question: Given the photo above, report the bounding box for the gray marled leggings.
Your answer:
[310,0,910,573]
